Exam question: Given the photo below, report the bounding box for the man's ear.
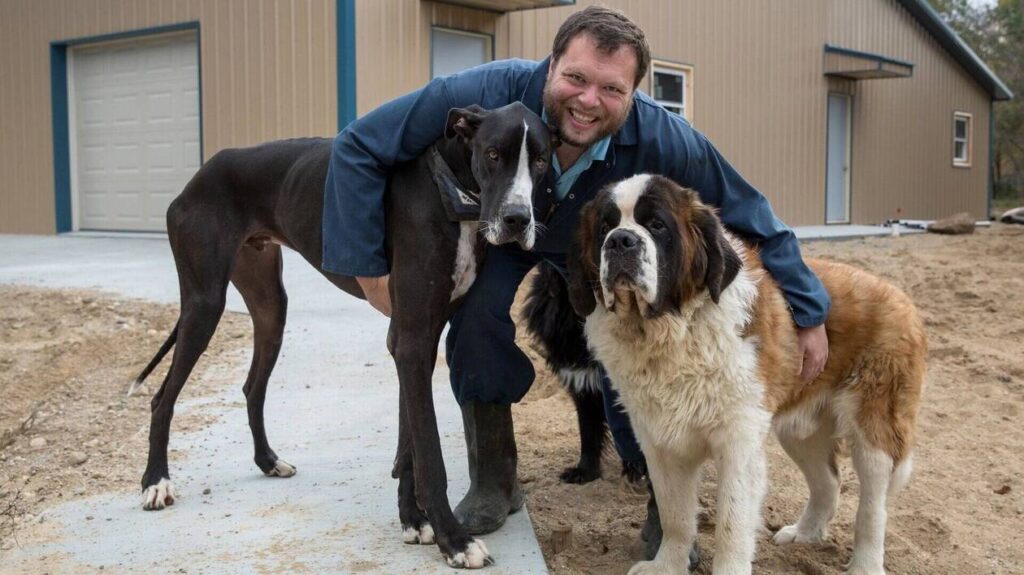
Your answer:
[567,203,599,318]
[696,208,742,304]
[445,105,486,140]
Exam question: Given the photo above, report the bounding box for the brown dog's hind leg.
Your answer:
[231,244,296,478]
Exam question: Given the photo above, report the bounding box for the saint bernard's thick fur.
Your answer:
[567,175,926,575]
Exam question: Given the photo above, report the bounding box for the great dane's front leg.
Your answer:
[393,377,434,545]
[391,320,491,569]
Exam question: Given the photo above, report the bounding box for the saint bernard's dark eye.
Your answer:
[599,221,611,236]
[648,218,666,232]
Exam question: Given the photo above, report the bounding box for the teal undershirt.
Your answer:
[542,110,611,201]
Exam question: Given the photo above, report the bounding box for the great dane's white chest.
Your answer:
[450,221,479,302]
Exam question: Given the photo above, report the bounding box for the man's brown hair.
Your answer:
[551,5,651,89]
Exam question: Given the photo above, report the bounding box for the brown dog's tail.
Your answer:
[127,322,179,397]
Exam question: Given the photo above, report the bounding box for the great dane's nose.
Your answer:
[502,206,531,234]
[605,229,640,252]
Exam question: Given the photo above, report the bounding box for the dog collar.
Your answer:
[427,145,481,223]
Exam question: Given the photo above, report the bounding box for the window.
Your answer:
[953,112,972,167]
[432,28,492,79]
[651,61,693,122]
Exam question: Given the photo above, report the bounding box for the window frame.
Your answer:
[952,111,972,168]
[430,26,494,80]
[650,59,694,123]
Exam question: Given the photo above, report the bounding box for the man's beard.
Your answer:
[542,84,631,149]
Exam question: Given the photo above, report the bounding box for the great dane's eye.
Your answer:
[534,157,547,169]
[487,148,499,162]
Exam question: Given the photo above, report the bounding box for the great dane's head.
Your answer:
[445,102,556,250]
[567,174,743,319]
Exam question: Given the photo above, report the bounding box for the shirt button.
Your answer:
[568,193,575,200]
[546,188,552,194]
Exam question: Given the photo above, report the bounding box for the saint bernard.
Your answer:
[566,175,926,575]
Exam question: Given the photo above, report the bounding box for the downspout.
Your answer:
[988,99,994,219]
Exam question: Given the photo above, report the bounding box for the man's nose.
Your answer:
[577,85,600,109]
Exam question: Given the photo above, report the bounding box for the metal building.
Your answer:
[0,0,1011,234]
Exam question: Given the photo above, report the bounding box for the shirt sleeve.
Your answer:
[664,115,831,327]
[321,61,531,277]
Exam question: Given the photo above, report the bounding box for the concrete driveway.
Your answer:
[0,233,548,574]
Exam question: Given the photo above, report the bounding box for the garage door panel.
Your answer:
[73,32,199,232]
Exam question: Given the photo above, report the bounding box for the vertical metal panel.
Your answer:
[504,0,830,225]
[828,0,990,222]
[354,0,500,115]
[1,0,338,234]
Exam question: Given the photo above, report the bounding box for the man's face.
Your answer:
[543,33,637,148]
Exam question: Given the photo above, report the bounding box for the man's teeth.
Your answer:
[570,109,596,124]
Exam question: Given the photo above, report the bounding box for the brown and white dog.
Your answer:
[566,175,926,575]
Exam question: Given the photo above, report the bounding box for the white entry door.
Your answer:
[71,32,200,232]
[826,93,851,224]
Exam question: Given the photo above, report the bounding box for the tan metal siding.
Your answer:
[828,0,990,222]
[0,0,336,234]
[504,0,830,225]
[355,0,499,116]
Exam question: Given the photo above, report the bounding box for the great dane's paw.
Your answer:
[559,465,600,484]
[142,478,176,510]
[444,538,492,569]
[264,459,297,478]
[772,524,827,545]
[402,522,435,545]
[627,559,672,575]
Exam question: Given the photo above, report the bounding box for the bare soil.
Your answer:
[1,225,1021,575]
[513,224,1024,575]
[0,286,252,549]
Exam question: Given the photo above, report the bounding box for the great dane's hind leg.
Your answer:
[393,375,434,545]
[231,244,296,478]
[141,208,239,510]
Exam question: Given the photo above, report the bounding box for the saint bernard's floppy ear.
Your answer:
[567,200,600,318]
[693,205,743,304]
[445,105,486,140]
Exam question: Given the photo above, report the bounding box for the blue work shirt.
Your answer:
[323,57,830,327]
[543,110,611,201]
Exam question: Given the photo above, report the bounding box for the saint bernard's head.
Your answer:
[568,174,743,319]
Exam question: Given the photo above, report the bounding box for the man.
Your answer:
[323,6,830,535]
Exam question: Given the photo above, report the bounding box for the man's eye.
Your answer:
[487,149,499,161]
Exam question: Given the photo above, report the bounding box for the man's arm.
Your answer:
[658,113,831,380]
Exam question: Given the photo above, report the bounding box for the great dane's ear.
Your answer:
[567,202,599,318]
[445,105,486,140]
[695,207,743,304]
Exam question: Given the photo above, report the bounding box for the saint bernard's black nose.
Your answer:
[605,229,640,253]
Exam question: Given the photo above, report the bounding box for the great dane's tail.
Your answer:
[127,321,179,397]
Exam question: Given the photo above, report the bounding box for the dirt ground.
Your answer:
[0,286,252,550]
[513,223,1024,575]
[1,225,1022,574]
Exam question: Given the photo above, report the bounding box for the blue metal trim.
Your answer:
[49,22,203,232]
[337,0,357,130]
[61,21,199,47]
[825,44,914,70]
[50,44,71,233]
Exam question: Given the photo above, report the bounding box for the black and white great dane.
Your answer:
[131,102,555,568]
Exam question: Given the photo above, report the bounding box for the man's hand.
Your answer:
[356,275,392,317]
[797,324,829,382]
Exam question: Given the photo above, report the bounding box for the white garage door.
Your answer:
[71,32,200,232]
